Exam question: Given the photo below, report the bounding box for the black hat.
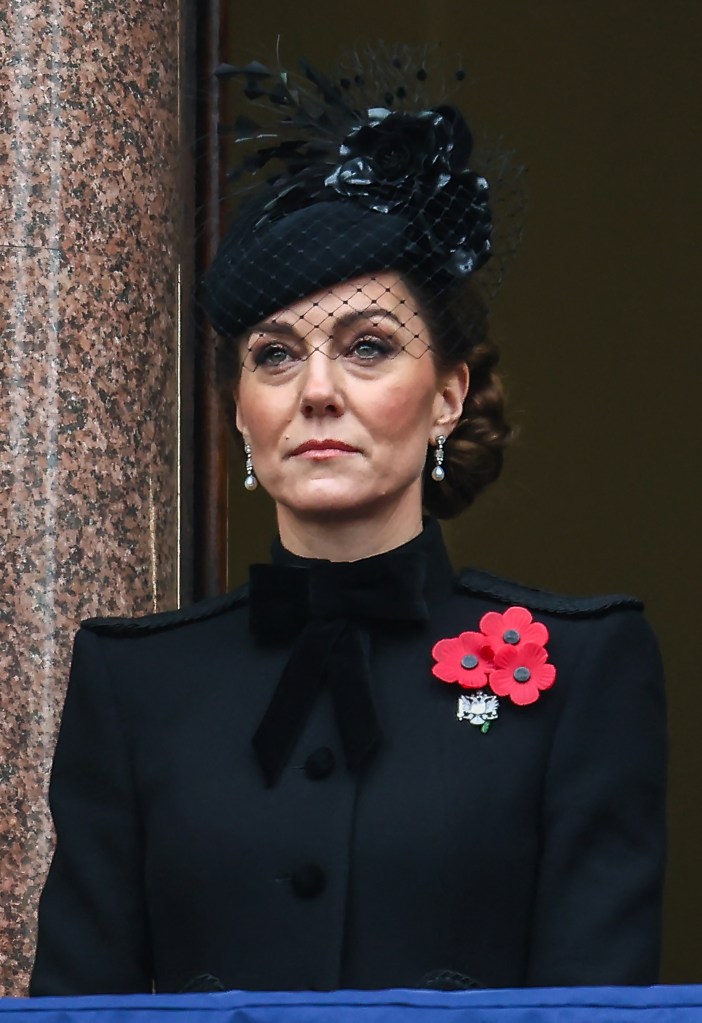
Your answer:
[203,48,518,340]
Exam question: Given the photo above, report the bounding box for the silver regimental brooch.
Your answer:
[457,691,500,733]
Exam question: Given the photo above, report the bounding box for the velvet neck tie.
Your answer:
[249,533,433,787]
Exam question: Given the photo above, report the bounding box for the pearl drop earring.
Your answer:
[244,442,258,491]
[431,435,446,482]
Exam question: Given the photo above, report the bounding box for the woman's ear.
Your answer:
[433,362,470,436]
[235,399,246,439]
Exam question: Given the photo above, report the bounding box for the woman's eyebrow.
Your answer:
[250,320,298,337]
[335,306,405,330]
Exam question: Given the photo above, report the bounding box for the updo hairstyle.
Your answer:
[407,275,513,518]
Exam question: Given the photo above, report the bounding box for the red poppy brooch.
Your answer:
[431,606,556,732]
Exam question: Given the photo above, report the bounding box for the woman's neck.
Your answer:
[276,503,424,562]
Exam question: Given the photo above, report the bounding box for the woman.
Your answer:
[31,49,666,995]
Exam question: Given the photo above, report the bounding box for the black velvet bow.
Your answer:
[249,547,430,786]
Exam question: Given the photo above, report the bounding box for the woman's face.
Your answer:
[235,271,467,532]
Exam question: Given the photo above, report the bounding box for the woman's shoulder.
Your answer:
[80,583,250,639]
[455,566,644,619]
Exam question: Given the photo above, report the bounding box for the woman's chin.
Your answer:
[276,483,403,523]
[282,495,376,521]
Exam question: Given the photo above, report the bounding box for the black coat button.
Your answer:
[291,863,326,899]
[304,746,336,780]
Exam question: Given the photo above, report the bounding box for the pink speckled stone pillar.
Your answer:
[0,0,183,995]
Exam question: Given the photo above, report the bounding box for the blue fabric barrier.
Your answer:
[2,987,702,1023]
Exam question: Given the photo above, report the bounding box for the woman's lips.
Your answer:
[290,440,360,458]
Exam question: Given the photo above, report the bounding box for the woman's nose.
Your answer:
[298,347,345,418]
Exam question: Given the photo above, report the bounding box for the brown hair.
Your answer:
[406,275,514,519]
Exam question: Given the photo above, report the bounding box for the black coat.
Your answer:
[30,522,666,995]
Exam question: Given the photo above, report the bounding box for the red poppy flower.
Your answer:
[479,605,549,651]
[489,642,557,706]
[431,631,494,689]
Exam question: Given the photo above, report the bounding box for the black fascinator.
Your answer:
[203,44,524,343]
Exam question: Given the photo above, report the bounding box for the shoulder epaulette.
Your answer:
[457,568,643,617]
[81,584,249,637]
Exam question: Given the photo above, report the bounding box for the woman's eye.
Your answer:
[252,343,295,368]
[348,335,394,361]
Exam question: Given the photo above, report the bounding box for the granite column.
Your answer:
[0,0,185,994]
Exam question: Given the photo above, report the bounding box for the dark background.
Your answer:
[215,1,701,983]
